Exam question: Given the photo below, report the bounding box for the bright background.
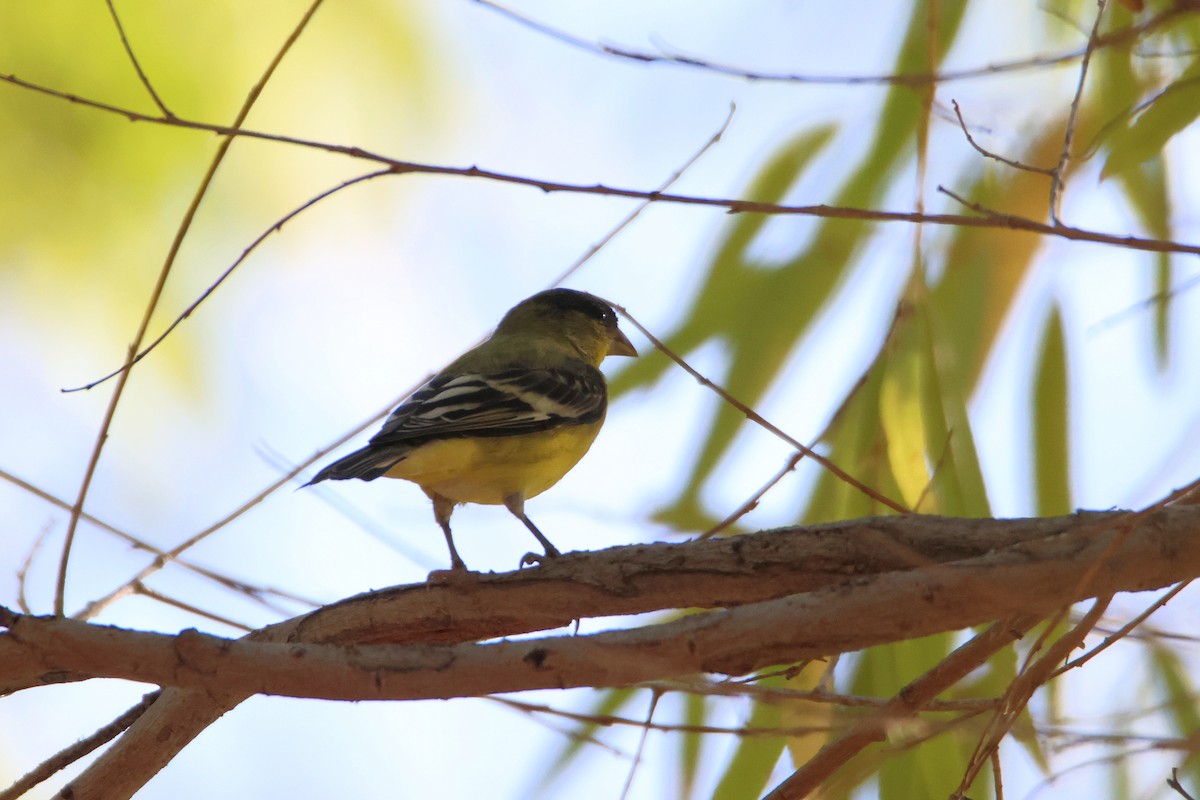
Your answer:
[3,1,1200,798]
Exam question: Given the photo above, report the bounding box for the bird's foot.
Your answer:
[518,548,560,569]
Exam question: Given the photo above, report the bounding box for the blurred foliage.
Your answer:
[0,0,435,389]
[1034,305,1071,516]
[608,1,1200,798]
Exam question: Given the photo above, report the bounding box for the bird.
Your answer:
[305,288,637,571]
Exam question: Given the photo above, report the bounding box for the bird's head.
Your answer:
[497,288,637,366]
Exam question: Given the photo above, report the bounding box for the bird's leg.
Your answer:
[429,492,468,571]
[503,493,561,565]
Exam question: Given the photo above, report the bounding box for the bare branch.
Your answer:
[66,103,735,395]
[764,616,1043,799]
[4,507,1200,697]
[619,690,659,800]
[702,451,805,538]
[23,506,1200,800]
[0,691,159,800]
[471,0,1183,88]
[2,72,1197,259]
[615,306,911,514]
[546,102,736,290]
[72,380,422,622]
[1169,768,1198,800]
[52,0,329,616]
[1051,0,1109,223]
[1052,580,1192,676]
[951,99,1055,176]
[63,169,392,394]
[103,0,172,117]
[957,596,1113,793]
[0,468,319,614]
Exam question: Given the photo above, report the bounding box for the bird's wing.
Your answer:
[369,365,607,446]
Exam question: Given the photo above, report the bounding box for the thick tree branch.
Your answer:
[4,506,1197,700]
[0,509,1144,693]
[6,506,1197,800]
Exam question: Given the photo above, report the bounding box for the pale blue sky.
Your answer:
[3,2,1200,798]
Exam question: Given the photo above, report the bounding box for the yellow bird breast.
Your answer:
[382,424,603,505]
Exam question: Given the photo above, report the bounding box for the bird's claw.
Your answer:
[519,548,561,569]
[519,551,545,569]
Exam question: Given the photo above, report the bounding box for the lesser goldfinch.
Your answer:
[306,288,637,571]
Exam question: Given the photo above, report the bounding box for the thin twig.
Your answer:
[63,168,392,393]
[955,597,1112,794]
[2,71,1197,259]
[0,691,160,800]
[256,442,441,568]
[51,0,329,617]
[1051,0,1110,224]
[499,696,628,757]
[1089,271,1200,334]
[619,689,660,800]
[647,678,999,712]
[613,308,911,514]
[69,103,732,394]
[700,451,804,539]
[763,615,1043,799]
[733,294,910,523]
[1169,768,1198,800]
[103,0,172,117]
[73,383,419,621]
[1041,725,1198,750]
[16,523,52,614]
[546,102,736,290]
[0,469,318,614]
[493,697,837,738]
[471,0,1181,87]
[1051,580,1191,677]
[951,99,1055,176]
[1020,744,1167,798]
[132,582,254,631]
[697,292,910,532]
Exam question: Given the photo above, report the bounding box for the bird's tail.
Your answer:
[303,445,405,486]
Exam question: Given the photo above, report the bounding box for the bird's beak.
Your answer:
[607,326,638,357]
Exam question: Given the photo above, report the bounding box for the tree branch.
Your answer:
[3,71,1199,258]
[4,506,1196,799]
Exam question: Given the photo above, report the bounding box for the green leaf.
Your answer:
[879,296,933,511]
[1101,57,1200,179]
[532,686,640,796]
[804,364,904,523]
[849,634,962,799]
[615,0,971,533]
[611,124,837,532]
[678,692,707,800]
[917,298,990,517]
[1149,641,1200,791]
[931,124,1064,396]
[1115,156,1174,370]
[1033,305,1071,516]
[711,696,787,800]
[878,268,991,517]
